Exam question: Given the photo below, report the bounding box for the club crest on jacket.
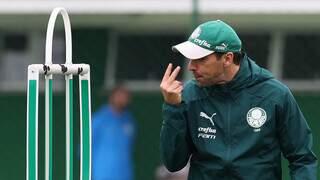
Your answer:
[247,107,267,132]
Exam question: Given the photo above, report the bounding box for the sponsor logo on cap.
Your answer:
[215,43,227,51]
[194,39,211,48]
[190,27,212,48]
[191,27,201,39]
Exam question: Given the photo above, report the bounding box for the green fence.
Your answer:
[0,92,318,179]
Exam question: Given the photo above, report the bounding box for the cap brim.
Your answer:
[172,41,214,59]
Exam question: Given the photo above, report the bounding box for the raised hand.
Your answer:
[160,63,183,105]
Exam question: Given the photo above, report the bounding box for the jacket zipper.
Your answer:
[226,102,231,164]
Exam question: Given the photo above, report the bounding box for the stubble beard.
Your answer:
[195,76,226,87]
[195,77,216,87]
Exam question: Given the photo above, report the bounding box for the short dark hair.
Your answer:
[214,51,244,65]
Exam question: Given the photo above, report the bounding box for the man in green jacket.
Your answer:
[160,20,317,180]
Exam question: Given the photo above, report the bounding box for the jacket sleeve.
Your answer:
[277,90,318,180]
[160,102,192,172]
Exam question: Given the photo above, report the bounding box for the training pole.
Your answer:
[26,7,92,180]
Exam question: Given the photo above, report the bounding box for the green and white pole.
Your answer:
[45,7,74,180]
[27,64,90,180]
[65,74,73,180]
[45,74,53,180]
[27,66,40,180]
[27,7,91,180]
[79,70,92,180]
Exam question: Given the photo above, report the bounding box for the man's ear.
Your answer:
[223,52,234,67]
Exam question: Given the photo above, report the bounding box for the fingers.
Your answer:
[162,63,173,82]
[167,66,181,83]
[167,80,183,92]
[160,64,183,105]
[161,63,181,87]
[173,85,183,94]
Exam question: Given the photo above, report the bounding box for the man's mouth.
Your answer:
[193,73,202,79]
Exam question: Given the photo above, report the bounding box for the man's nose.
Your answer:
[188,60,196,71]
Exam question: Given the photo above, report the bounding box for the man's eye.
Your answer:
[201,57,208,62]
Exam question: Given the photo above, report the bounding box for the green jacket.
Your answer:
[160,55,317,180]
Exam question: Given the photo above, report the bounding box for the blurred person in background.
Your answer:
[160,20,317,179]
[92,84,136,180]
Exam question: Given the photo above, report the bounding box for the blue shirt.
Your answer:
[92,105,135,180]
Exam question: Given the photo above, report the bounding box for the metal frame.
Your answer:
[26,7,92,180]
